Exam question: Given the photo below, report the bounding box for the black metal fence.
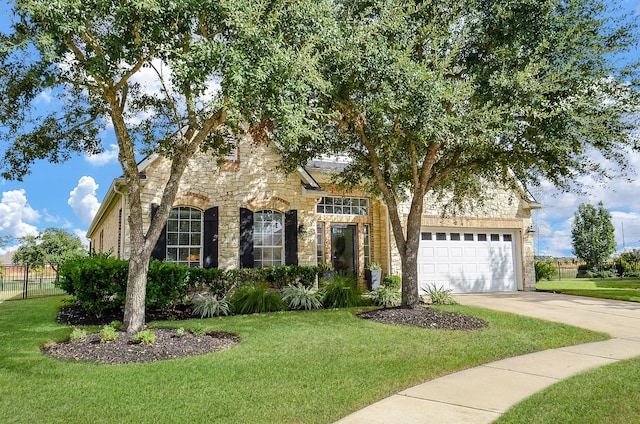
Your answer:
[0,264,65,301]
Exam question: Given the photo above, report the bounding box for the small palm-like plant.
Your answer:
[368,285,401,308]
[191,293,231,318]
[229,284,286,315]
[320,275,363,308]
[281,284,323,310]
[423,283,458,305]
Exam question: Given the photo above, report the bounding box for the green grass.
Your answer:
[0,296,607,424]
[536,278,640,302]
[496,357,640,424]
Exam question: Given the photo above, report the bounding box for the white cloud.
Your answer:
[71,228,91,248]
[530,146,640,257]
[0,189,40,238]
[68,176,101,225]
[35,88,53,104]
[85,144,119,166]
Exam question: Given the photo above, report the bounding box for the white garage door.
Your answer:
[418,230,517,293]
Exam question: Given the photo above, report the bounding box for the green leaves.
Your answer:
[571,201,617,268]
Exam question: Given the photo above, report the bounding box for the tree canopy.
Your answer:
[572,202,617,268]
[274,0,640,306]
[0,0,329,332]
[12,228,86,269]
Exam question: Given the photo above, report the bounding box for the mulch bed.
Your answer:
[43,329,240,365]
[357,306,488,330]
[44,304,487,364]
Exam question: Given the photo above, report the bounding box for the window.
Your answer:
[503,234,513,242]
[166,207,202,267]
[254,210,284,268]
[477,233,487,241]
[421,232,432,241]
[464,233,474,241]
[450,233,461,241]
[317,222,325,265]
[317,196,369,215]
[436,232,446,240]
[363,224,371,269]
[491,234,500,241]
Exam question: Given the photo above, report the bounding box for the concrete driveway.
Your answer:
[335,292,640,424]
[458,291,640,339]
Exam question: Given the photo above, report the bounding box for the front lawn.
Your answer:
[0,296,607,424]
[536,278,640,302]
[496,356,640,424]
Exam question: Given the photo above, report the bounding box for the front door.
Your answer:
[331,224,358,276]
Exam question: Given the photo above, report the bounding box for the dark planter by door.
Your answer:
[365,269,382,290]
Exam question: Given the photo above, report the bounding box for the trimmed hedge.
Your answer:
[57,255,319,316]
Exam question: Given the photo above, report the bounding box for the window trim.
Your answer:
[253,210,285,268]
[317,196,369,216]
[166,206,203,267]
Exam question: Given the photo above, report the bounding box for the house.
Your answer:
[87,134,541,293]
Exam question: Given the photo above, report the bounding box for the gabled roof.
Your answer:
[87,153,325,238]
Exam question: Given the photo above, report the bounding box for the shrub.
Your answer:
[423,283,458,305]
[534,261,557,282]
[320,276,363,308]
[191,293,232,318]
[57,254,128,317]
[281,284,323,310]
[229,284,286,315]
[109,320,123,331]
[69,327,87,342]
[131,330,156,345]
[176,328,185,338]
[146,260,190,311]
[185,267,229,298]
[368,285,401,308]
[100,325,119,343]
[382,275,401,291]
[584,270,616,279]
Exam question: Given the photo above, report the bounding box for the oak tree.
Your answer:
[0,0,328,332]
[276,0,640,307]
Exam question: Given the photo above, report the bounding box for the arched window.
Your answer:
[166,207,202,267]
[254,210,284,268]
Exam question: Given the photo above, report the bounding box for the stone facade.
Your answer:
[88,135,538,291]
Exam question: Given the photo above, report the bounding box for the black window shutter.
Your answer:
[239,208,254,268]
[285,210,298,266]
[151,203,167,261]
[203,207,219,269]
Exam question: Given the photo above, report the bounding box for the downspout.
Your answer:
[114,184,126,259]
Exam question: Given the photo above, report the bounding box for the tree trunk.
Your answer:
[400,198,424,308]
[122,248,151,334]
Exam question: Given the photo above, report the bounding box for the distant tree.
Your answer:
[571,202,617,269]
[0,0,329,332]
[12,228,86,270]
[618,248,640,273]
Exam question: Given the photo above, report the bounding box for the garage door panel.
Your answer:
[418,229,517,293]
[436,263,449,273]
[463,248,477,256]
[421,247,435,258]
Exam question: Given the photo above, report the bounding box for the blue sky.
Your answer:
[1,0,640,259]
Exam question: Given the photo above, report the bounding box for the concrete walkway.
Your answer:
[335,292,640,424]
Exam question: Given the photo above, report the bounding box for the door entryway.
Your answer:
[331,225,358,276]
